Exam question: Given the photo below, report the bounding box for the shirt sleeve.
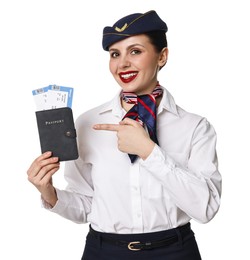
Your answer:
[42,158,94,224]
[140,118,222,223]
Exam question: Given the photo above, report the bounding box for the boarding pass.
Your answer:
[32,85,74,111]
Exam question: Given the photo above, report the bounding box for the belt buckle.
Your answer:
[128,241,141,251]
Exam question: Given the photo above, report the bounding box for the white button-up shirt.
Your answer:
[49,87,222,234]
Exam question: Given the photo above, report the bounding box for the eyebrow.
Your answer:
[109,43,145,52]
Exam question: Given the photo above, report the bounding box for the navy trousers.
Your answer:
[81,223,202,260]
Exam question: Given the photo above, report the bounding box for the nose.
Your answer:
[118,54,130,69]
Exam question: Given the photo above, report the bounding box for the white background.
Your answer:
[0,0,249,259]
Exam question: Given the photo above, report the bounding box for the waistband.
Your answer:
[88,223,191,251]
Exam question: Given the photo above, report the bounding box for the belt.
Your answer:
[89,223,191,251]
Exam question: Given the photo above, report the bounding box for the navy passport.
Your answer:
[35,107,79,161]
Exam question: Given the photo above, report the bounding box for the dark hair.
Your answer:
[144,31,168,70]
[144,31,168,53]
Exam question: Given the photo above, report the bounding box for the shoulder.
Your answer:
[161,86,217,138]
[177,105,204,124]
[177,105,217,138]
[75,101,111,127]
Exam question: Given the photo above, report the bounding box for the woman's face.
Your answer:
[109,34,167,95]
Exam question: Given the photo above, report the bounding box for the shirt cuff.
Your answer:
[140,144,175,172]
[41,188,69,213]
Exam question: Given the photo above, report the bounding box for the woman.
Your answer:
[27,10,222,260]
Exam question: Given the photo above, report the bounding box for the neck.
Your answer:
[121,99,134,112]
[121,83,163,111]
[121,96,162,112]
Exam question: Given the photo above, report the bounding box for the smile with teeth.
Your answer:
[119,72,138,83]
[121,72,137,79]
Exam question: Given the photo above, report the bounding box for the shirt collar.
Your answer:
[98,90,124,117]
[98,86,179,117]
[158,87,179,116]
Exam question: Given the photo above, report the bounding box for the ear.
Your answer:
[158,47,168,67]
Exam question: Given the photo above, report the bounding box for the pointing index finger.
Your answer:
[93,124,120,131]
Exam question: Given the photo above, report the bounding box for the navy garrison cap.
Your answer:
[102,10,168,51]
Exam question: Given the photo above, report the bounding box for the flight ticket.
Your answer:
[32,84,74,111]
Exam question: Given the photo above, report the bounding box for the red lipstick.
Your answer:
[119,71,138,83]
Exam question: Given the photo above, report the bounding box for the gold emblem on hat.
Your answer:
[115,23,128,32]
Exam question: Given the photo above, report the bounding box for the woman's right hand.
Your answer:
[27,151,60,207]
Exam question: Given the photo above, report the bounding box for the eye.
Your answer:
[131,49,141,55]
[110,51,119,58]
